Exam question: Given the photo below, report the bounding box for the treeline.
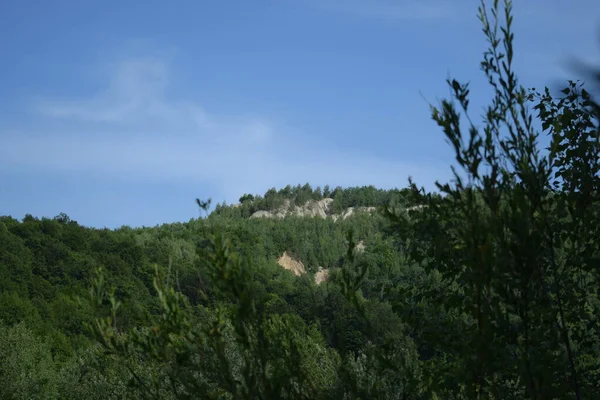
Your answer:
[0,213,157,398]
[0,201,399,398]
[212,184,410,218]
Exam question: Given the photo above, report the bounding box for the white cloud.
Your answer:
[35,58,170,123]
[32,57,226,135]
[1,57,448,205]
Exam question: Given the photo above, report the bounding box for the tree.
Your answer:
[54,213,72,225]
[0,322,60,399]
[384,0,600,398]
[238,194,255,203]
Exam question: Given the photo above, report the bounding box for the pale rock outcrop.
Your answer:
[251,210,275,219]
[251,198,333,219]
[250,198,377,221]
[293,198,334,218]
[277,252,306,276]
[341,206,377,220]
[315,267,329,285]
[355,240,366,253]
[276,252,330,285]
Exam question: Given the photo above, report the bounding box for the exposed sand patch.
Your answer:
[277,251,306,276]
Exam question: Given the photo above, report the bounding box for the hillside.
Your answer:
[0,185,411,398]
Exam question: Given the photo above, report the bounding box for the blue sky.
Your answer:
[1,0,599,228]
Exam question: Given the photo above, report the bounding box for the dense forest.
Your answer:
[0,185,412,399]
[2,1,600,399]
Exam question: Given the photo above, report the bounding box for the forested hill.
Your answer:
[0,185,413,398]
[211,184,410,219]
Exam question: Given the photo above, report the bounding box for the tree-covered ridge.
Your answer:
[0,192,401,398]
[212,184,411,219]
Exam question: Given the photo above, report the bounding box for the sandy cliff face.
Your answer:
[314,267,329,285]
[277,252,331,285]
[250,198,377,221]
[277,252,306,276]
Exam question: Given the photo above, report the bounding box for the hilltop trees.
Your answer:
[239,194,255,203]
[214,184,409,219]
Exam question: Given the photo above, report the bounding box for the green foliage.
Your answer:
[0,321,59,399]
[88,232,339,399]
[384,0,600,398]
[1,1,600,399]
[239,194,255,203]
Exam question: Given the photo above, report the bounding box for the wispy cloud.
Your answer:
[35,58,169,123]
[1,57,448,207]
